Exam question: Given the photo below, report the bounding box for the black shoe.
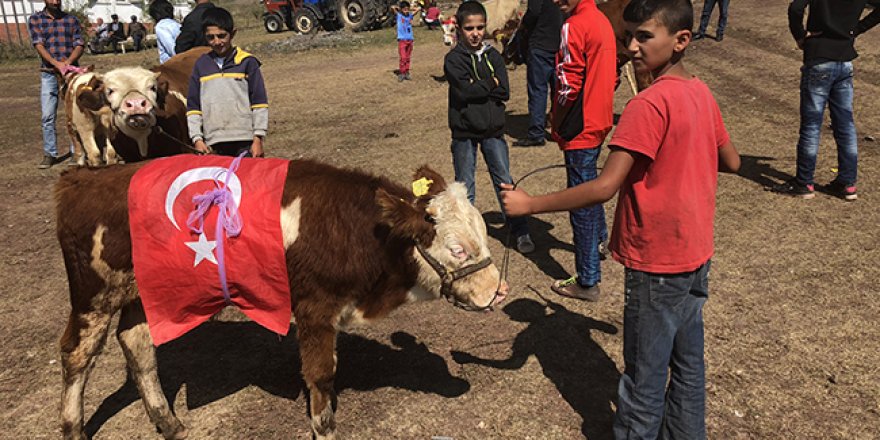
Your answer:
[513,138,546,147]
[38,155,54,169]
[824,180,858,201]
[716,33,724,42]
[693,32,706,41]
[770,178,815,199]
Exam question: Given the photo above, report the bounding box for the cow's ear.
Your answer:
[412,165,447,199]
[376,188,435,245]
[77,78,108,111]
[84,65,95,73]
[156,77,170,110]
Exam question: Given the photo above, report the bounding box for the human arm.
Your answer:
[718,141,740,173]
[444,54,496,103]
[488,50,509,101]
[185,63,207,152]
[857,1,880,36]
[248,60,269,156]
[501,147,637,216]
[551,23,586,130]
[787,0,809,48]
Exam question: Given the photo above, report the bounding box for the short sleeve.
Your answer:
[609,97,666,160]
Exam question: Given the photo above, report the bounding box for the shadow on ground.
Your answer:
[484,211,574,280]
[85,323,468,437]
[452,297,620,439]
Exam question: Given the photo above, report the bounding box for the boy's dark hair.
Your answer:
[455,1,487,27]
[202,7,235,33]
[623,0,693,33]
[400,1,410,9]
[148,0,175,22]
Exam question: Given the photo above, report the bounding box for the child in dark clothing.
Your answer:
[444,1,534,254]
[502,0,741,437]
[187,7,268,157]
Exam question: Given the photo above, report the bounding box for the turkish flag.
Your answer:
[129,155,291,345]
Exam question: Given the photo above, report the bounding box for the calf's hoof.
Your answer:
[158,419,187,439]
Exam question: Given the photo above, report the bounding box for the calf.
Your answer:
[56,159,507,440]
[63,67,119,166]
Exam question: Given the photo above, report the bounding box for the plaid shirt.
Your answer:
[28,9,84,70]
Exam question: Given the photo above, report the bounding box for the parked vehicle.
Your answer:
[262,0,396,34]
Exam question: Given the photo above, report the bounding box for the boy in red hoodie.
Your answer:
[548,0,618,301]
[502,0,741,437]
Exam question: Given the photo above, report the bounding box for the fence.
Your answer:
[0,0,40,44]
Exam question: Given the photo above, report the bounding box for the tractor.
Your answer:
[262,0,396,35]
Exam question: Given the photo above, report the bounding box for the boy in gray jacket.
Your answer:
[187,7,268,157]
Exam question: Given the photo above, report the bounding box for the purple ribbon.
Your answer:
[186,152,247,303]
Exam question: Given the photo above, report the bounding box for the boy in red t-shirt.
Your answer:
[501,0,740,437]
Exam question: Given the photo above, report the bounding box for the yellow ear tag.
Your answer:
[412,177,434,197]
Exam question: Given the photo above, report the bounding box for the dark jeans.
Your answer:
[613,261,711,440]
[697,0,729,35]
[133,34,143,51]
[526,47,556,141]
[212,141,253,158]
[796,61,858,186]
[451,137,529,237]
[564,147,607,286]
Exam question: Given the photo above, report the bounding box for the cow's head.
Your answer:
[377,167,508,311]
[441,19,457,46]
[101,67,162,155]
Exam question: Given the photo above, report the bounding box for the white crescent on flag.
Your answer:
[164,167,243,230]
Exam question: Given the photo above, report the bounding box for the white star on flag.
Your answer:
[185,232,218,267]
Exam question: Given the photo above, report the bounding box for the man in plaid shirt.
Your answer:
[28,0,84,169]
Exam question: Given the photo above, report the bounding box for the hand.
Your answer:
[795,38,804,50]
[52,59,68,73]
[451,350,476,364]
[251,137,264,157]
[500,183,532,216]
[193,139,210,154]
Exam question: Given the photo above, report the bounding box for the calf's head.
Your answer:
[377,167,508,311]
[102,67,162,153]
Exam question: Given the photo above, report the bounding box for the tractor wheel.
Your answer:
[264,14,284,33]
[338,0,376,32]
[293,8,320,34]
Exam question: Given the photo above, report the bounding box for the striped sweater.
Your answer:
[186,47,269,146]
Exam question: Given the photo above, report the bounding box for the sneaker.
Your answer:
[716,33,724,42]
[516,234,535,254]
[551,277,600,301]
[404,72,412,80]
[770,178,815,199]
[513,138,546,147]
[825,180,857,201]
[693,32,706,41]
[38,155,55,169]
[397,74,405,82]
[598,240,608,261]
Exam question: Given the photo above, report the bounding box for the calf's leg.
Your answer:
[117,300,187,439]
[298,323,339,440]
[60,309,113,440]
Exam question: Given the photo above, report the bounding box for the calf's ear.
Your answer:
[76,78,108,111]
[412,165,447,199]
[376,188,435,245]
[156,77,170,110]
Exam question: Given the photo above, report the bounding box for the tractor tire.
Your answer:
[338,0,376,32]
[264,14,284,33]
[293,8,320,34]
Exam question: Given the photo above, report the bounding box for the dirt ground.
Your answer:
[1,0,879,438]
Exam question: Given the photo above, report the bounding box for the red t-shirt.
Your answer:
[608,75,730,274]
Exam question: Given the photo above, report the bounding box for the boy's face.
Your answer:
[402,5,410,13]
[205,25,235,58]
[458,14,486,50]
[552,0,581,15]
[625,18,690,74]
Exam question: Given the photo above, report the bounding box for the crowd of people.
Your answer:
[26,0,880,437]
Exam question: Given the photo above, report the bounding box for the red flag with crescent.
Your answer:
[129,155,291,345]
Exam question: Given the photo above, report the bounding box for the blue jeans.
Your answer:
[451,137,529,237]
[565,147,607,286]
[697,0,729,35]
[796,61,858,186]
[526,48,556,141]
[40,71,61,157]
[613,261,710,440]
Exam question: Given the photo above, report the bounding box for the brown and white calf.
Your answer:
[56,160,507,440]
[63,67,118,167]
